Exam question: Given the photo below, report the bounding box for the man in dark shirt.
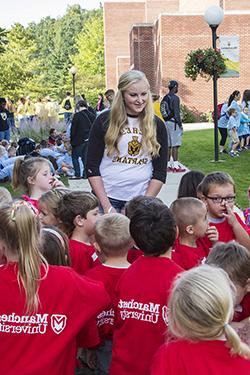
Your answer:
[70,100,94,179]
[160,80,185,172]
[0,98,10,142]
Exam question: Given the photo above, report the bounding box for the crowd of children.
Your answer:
[0,162,249,374]
[218,90,250,157]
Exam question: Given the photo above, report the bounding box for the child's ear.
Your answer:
[175,226,179,240]
[73,214,85,227]
[27,176,35,185]
[186,225,194,235]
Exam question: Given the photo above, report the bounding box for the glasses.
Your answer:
[204,195,236,204]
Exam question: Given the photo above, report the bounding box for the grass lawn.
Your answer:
[180,128,250,209]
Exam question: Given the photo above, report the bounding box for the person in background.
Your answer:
[227,108,240,157]
[238,107,250,150]
[177,170,205,198]
[70,100,94,179]
[96,93,105,112]
[5,98,16,133]
[61,92,74,127]
[227,90,241,127]
[104,89,115,109]
[160,80,185,172]
[0,98,10,142]
[242,89,250,117]
[152,93,164,121]
[218,100,229,154]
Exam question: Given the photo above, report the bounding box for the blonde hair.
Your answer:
[105,70,160,157]
[0,201,48,313]
[12,157,50,195]
[0,187,12,206]
[95,213,131,256]
[171,197,206,235]
[168,265,250,359]
[38,188,70,220]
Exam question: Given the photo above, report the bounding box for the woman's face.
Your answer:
[235,92,241,101]
[123,80,148,116]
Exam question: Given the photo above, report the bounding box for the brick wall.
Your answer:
[104,2,146,88]
[158,13,250,112]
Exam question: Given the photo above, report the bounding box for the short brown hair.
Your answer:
[206,242,250,287]
[57,191,98,237]
[199,172,235,197]
[95,213,131,256]
[171,197,206,235]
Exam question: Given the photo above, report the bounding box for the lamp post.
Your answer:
[69,66,77,100]
[204,5,224,162]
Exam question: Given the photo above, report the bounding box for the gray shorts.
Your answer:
[166,121,183,147]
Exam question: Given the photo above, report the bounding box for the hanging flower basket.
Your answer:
[184,48,226,81]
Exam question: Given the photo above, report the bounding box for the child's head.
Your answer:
[0,201,47,312]
[177,170,205,199]
[57,191,99,237]
[0,187,12,206]
[243,107,249,115]
[199,172,235,219]
[125,195,163,219]
[94,213,131,258]
[228,108,236,117]
[168,265,250,358]
[12,157,52,195]
[41,226,70,266]
[8,146,16,158]
[171,197,208,239]
[206,242,250,304]
[129,199,176,256]
[38,188,70,226]
[49,128,56,137]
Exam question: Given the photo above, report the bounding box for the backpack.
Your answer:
[63,99,72,111]
[160,94,174,121]
[212,103,228,120]
[17,137,36,155]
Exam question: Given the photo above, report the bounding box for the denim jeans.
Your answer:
[0,129,10,141]
[64,112,72,127]
[71,142,87,177]
[108,197,127,212]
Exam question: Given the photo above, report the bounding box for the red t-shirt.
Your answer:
[109,256,183,375]
[86,264,129,341]
[22,195,40,211]
[208,213,250,244]
[151,339,250,374]
[0,263,110,375]
[69,239,100,275]
[127,247,143,263]
[171,237,207,270]
[234,293,250,322]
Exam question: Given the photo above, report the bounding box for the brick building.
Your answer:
[103,0,250,112]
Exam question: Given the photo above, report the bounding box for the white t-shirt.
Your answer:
[99,116,153,201]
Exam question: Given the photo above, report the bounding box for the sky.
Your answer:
[1,0,103,29]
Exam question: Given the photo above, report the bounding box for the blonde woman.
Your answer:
[86,70,168,213]
[151,265,250,374]
[0,201,109,374]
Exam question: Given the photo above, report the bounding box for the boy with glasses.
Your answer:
[199,172,250,250]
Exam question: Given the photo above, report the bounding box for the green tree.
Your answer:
[0,27,8,54]
[0,23,42,100]
[72,9,105,105]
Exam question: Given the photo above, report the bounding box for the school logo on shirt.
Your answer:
[50,314,67,334]
[128,136,141,156]
[0,112,7,121]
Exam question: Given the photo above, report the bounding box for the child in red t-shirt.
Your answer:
[0,200,110,374]
[58,190,101,275]
[200,172,250,250]
[86,213,132,374]
[109,199,183,375]
[171,197,218,269]
[206,241,250,344]
[151,265,250,375]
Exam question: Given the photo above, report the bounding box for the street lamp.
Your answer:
[204,5,224,162]
[69,66,77,99]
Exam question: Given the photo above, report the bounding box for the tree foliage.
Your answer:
[0,6,104,103]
